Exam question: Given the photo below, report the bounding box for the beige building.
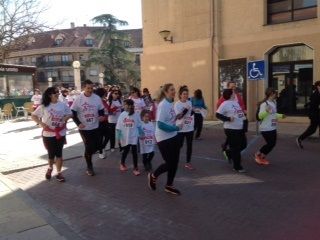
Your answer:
[141,0,319,121]
[5,24,142,92]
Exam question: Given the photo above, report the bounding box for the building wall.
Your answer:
[141,0,214,117]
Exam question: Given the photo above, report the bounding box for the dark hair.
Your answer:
[178,85,189,99]
[140,109,150,119]
[159,83,174,101]
[94,88,106,98]
[124,99,134,115]
[222,89,233,100]
[312,81,320,90]
[130,87,141,98]
[194,89,203,100]
[143,88,149,93]
[108,89,122,105]
[42,87,58,107]
[83,79,93,86]
[257,87,277,107]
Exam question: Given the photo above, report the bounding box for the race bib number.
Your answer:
[271,119,277,127]
[144,139,154,146]
[237,110,244,118]
[125,123,133,128]
[86,118,94,123]
[84,113,95,123]
[184,117,193,125]
[52,121,61,127]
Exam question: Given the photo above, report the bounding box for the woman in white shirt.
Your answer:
[255,88,285,165]
[31,89,42,110]
[174,86,195,170]
[32,87,72,182]
[216,89,247,173]
[129,87,146,115]
[148,83,182,196]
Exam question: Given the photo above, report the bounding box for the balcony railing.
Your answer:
[36,61,72,68]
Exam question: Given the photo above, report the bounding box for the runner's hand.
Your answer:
[79,123,85,129]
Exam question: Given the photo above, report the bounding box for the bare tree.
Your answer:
[0,0,48,62]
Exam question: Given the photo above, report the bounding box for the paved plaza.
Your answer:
[0,120,320,240]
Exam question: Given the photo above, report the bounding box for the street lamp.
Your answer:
[72,61,81,91]
[99,72,105,86]
[48,77,53,87]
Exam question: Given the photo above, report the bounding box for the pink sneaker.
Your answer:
[133,169,141,176]
[120,164,128,172]
[185,163,195,170]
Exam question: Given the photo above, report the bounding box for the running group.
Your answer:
[31,80,320,196]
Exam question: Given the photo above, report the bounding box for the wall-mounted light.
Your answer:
[159,30,173,43]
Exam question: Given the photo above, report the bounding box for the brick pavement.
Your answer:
[2,121,320,240]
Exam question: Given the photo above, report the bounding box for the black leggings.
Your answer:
[260,130,277,155]
[178,131,193,163]
[194,113,203,138]
[43,136,65,159]
[99,123,109,154]
[121,145,138,168]
[224,129,247,170]
[153,135,180,186]
[79,129,100,170]
[142,152,154,170]
[105,123,116,149]
[299,117,320,141]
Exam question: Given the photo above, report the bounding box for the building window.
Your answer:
[61,55,72,62]
[124,41,131,48]
[55,38,63,46]
[85,39,93,46]
[267,0,317,24]
[89,69,98,76]
[269,44,313,115]
[47,55,55,62]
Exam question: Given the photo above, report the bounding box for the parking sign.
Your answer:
[248,60,265,80]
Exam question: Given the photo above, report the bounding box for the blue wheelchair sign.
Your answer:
[248,60,265,80]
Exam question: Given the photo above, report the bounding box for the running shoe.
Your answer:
[255,153,266,165]
[261,157,270,165]
[120,164,128,172]
[148,173,156,191]
[86,169,95,176]
[98,152,106,159]
[133,169,141,176]
[165,186,181,195]
[184,163,195,170]
[296,137,303,149]
[110,148,115,152]
[45,168,53,180]
[56,173,66,182]
[233,168,247,173]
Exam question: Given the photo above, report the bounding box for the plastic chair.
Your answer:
[12,102,28,118]
[1,103,13,120]
[23,102,34,119]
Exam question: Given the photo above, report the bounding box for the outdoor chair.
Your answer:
[12,102,28,118]
[23,102,34,119]
[1,103,13,120]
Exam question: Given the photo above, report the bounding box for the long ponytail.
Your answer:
[158,83,173,102]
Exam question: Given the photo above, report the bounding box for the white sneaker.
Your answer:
[110,148,115,152]
[98,153,106,159]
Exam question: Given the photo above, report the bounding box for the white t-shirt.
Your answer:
[174,100,194,133]
[116,111,141,147]
[32,102,72,137]
[31,95,42,105]
[259,100,278,132]
[155,99,177,142]
[216,100,246,130]
[70,93,104,130]
[108,100,122,123]
[139,122,155,154]
[130,97,146,114]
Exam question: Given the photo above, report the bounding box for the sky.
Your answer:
[41,0,142,29]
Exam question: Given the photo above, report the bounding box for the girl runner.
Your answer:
[191,89,207,140]
[95,88,109,159]
[139,110,155,172]
[148,83,182,196]
[31,89,42,111]
[31,87,72,182]
[174,86,195,170]
[129,87,146,115]
[255,88,285,165]
[216,89,247,173]
[116,99,142,176]
[71,80,105,176]
[106,89,123,152]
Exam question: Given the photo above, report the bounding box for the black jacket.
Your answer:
[308,90,320,119]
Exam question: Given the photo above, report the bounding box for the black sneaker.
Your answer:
[165,186,181,195]
[45,168,53,180]
[148,173,156,191]
[86,169,95,176]
[56,173,66,182]
[296,137,303,149]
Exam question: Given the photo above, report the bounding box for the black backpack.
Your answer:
[256,101,269,121]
